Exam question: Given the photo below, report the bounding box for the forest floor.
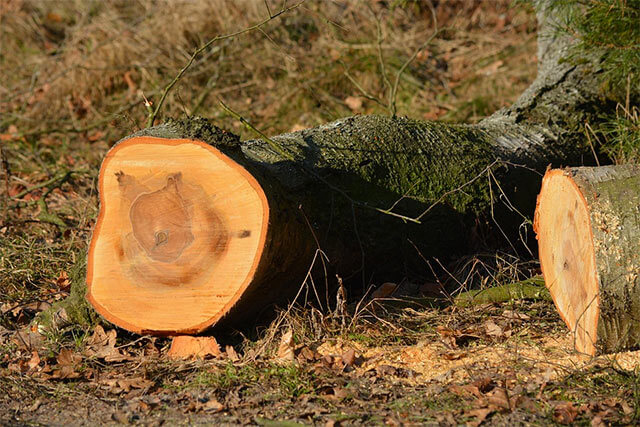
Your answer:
[1,0,639,425]
[4,296,640,425]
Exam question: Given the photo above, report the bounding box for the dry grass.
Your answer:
[1,0,536,140]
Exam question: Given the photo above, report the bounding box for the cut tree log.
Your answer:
[85,117,529,335]
[88,135,273,334]
[38,0,639,335]
[534,165,640,355]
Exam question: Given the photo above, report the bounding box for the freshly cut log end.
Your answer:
[87,136,269,335]
[534,169,599,355]
[535,165,640,355]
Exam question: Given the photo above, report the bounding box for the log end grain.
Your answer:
[534,169,599,356]
[86,136,269,335]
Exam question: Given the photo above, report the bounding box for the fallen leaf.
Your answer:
[375,364,397,376]
[276,329,295,363]
[344,96,363,112]
[449,384,482,398]
[225,345,239,362]
[502,309,530,320]
[52,348,81,379]
[484,320,504,337]
[118,377,153,392]
[101,377,153,394]
[84,325,130,362]
[466,407,493,427]
[202,398,224,412]
[339,348,353,364]
[472,377,496,394]
[553,401,578,424]
[331,387,349,401]
[442,351,467,360]
[485,388,514,410]
[54,271,71,292]
[27,351,41,371]
[87,130,105,142]
[297,346,317,364]
[111,411,129,424]
[46,12,63,22]
[621,400,633,415]
[371,282,397,300]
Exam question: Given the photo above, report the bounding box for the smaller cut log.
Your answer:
[534,165,640,355]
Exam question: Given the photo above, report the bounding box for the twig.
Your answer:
[390,3,439,117]
[415,159,501,222]
[374,16,393,104]
[264,0,273,17]
[342,68,388,109]
[9,170,75,201]
[15,98,144,139]
[147,1,305,127]
[1,145,9,224]
[584,121,601,166]
[219,100,293,160]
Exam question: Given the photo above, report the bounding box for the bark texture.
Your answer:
[537,165,640,355]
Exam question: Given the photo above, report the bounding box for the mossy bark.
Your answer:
[454,276,549,307]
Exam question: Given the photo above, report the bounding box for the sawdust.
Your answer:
[315,332,640,385]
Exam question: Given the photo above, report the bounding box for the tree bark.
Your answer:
[535,165,640,355]
[37,1,639,334]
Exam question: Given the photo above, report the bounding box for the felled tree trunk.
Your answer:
[535,165,640,355]
[40,1,635,335]
[85,117,546,335]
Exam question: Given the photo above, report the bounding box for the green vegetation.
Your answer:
[186,362,316,399]
[557,0,640,100]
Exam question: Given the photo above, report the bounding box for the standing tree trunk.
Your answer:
[40,1,637,335]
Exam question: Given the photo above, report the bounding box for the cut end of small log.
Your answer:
[167,336,221,360]
[87,136,269,335]
[534,169,599,356]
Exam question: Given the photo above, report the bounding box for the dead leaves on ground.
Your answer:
[84,325,132,362]
[6,325,151,381]
[446,374,636,426]
[435,307,534,361]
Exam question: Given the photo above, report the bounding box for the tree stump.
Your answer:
[534,165,640,355]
